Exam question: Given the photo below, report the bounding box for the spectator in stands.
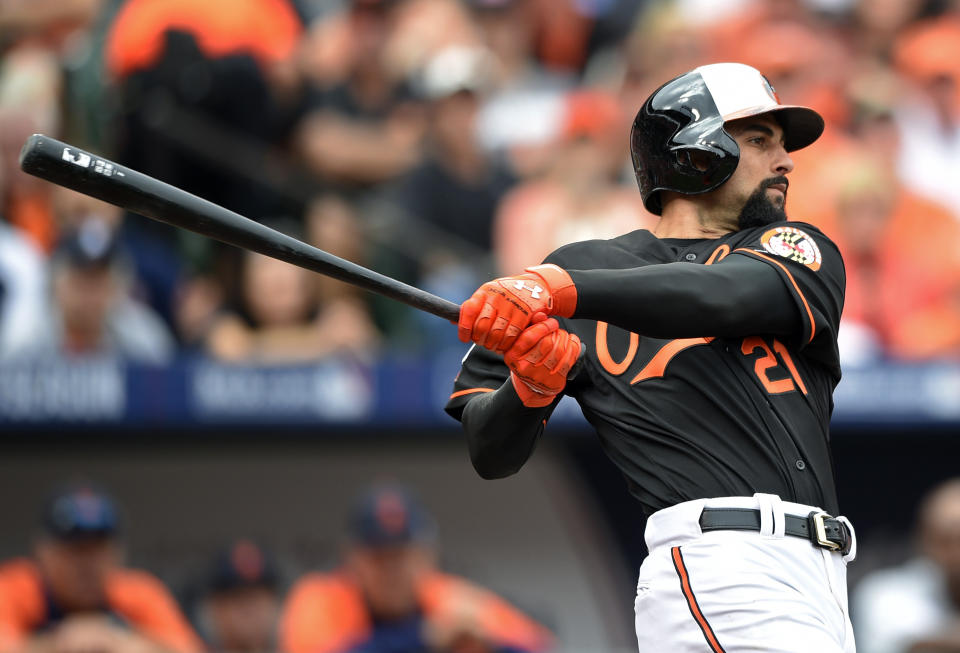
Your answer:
[853,478,960,653]
[196,539,281,653]
[469,0,574,177]
[105,0,307,323]
[0,0,107,252]
[19,219,175,362]
[397,46,513,257]
[891,11,960,223]
[493,89,654,275]
[296,0,426,190]
[204,216,379,363]
[825,153,960,363]
[280,483,553,653]
[0,218,46,359]
[0,46,63,253]
[304,194,383,350]
[0,482,202,653]
[378,44,513,328]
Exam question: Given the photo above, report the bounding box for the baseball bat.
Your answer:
[18,134,461,322]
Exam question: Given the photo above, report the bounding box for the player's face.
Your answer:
[345,543,434,619]
[713,114,795,230]
[34,536,120,611]
[205,587,279,652]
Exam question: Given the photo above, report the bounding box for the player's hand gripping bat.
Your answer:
[19,134,461,322]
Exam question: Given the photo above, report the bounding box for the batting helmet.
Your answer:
[630,62,824,215]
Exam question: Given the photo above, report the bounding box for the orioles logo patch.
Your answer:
[760,226,821,271]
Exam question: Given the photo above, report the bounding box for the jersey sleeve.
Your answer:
[0,560,45,651]
[728,223,844,366]
[107,569,205,653]
[444,345,511,421]
[279,573,370,653]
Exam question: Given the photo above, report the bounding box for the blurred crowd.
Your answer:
[0,481,552,653]
[1,0,960,366]
[8,477,960,653]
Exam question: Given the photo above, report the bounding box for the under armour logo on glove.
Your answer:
[513,280,543,299]
[458,265,578,353]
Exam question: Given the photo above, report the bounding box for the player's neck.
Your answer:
[654,198,737,239]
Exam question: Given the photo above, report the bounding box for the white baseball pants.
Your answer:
[634,494,857,652]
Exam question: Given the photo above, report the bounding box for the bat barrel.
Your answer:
[19,134,461,323]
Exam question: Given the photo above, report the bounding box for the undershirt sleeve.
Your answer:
[568,254,801,340]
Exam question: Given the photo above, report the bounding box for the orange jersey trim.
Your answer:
[704,244,731,266]
[449,387,495,400]
[733,249,816,344]
[630,338,714,384]
[671,547,726,653]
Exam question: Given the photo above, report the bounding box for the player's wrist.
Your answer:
[524,264,577,318]
[509,372,558,408]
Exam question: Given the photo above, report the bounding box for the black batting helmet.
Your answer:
[630,62,824,215]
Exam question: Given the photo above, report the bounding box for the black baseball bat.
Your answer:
[19,134,461,322]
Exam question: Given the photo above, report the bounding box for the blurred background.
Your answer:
[0,0,959,651]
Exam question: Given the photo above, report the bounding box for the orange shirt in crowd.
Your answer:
[105,0,303,78]
[280,570,553,653]
[0,558,203,653]
[830,191,960,360]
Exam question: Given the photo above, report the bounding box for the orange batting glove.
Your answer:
[504,316,583,408]
[457,264,577,353]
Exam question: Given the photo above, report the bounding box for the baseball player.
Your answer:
[446,63,856,652]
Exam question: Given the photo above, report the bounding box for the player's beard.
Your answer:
[737,176,788,230]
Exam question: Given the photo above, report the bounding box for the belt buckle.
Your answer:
[808,511,842,552]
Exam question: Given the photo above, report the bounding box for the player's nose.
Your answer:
[773,144,794,175]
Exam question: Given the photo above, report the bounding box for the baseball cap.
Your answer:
[53,219,123,270]
[693,62,824,152]
[42,483,120,540]
[562,89,624,142]
[348,484,437,548]
[207,539,279,593]
[894,17,960,83]
[415,47,491,101]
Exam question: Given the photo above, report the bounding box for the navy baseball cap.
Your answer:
[53,220,123,270]
[208,539,279,593]
[348,484,436,548]
[42,483,120,540]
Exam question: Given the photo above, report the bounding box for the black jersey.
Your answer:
[445,222,845,517]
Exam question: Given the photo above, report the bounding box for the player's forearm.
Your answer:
[568,255,798,338]
[460,379,551,479]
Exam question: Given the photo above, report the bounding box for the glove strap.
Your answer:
[510,372,557,408]
[525,264,577,318]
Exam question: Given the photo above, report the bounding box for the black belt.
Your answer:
[699,507,851,555]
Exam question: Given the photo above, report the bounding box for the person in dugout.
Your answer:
[280,483,553,653]
[195,538,283,653]
[0,482,202,653]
